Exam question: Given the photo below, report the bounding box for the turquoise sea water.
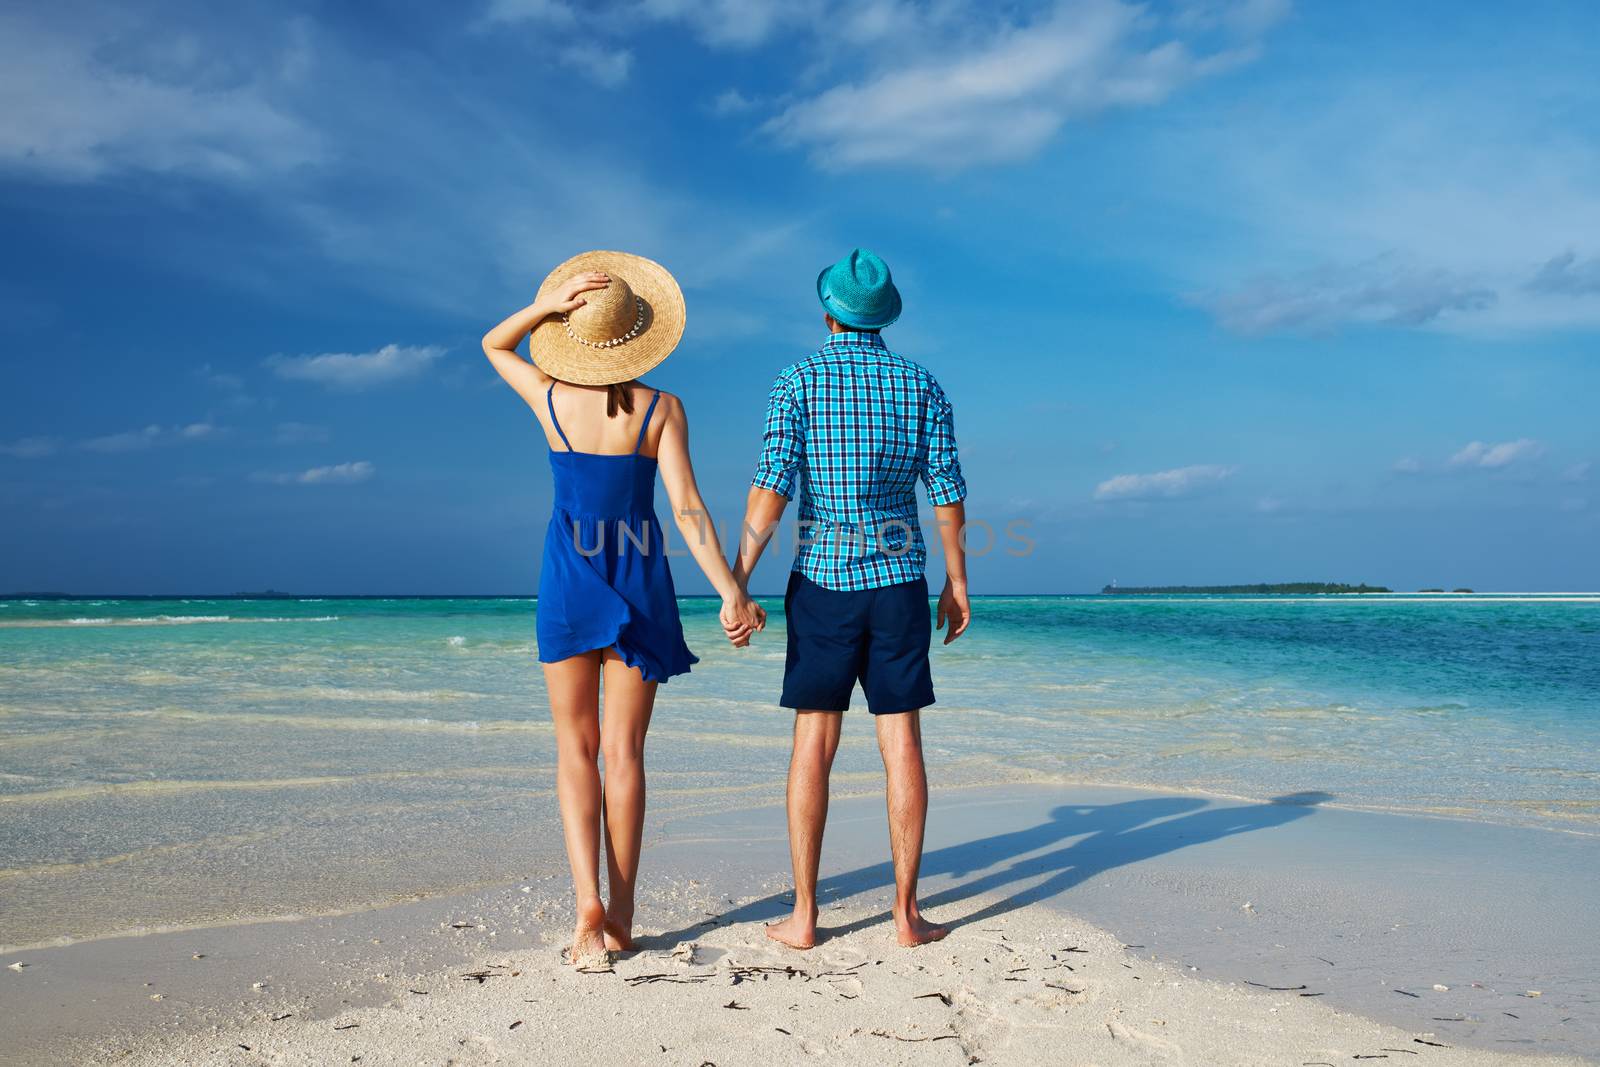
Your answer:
[1,593,1597,950]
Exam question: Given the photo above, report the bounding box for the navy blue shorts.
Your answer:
[779,571,936,715]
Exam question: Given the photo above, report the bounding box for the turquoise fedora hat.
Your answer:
[817,247,902,329]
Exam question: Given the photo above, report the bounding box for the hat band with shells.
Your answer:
[530,250,686,386]
[561,297,646,349]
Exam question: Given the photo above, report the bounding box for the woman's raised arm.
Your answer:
[481,272,610,411]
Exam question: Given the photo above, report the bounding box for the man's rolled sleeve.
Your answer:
[921,378,967,506]
[751,372,804,499]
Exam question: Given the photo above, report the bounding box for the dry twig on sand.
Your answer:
[864,1028,958,1043]
[625,971,715,986]
[460,969,509,984]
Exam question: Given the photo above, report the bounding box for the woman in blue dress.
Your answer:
[482,251,764,963]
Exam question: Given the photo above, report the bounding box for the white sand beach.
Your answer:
[5,784,1595,1066]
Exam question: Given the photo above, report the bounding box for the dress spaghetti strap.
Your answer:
[546,383,573,452]
[633,390,663,454]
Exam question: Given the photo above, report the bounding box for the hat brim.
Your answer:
[530,251,686,386]
[816,264,902,329]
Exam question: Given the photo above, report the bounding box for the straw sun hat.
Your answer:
[529,250,686,386]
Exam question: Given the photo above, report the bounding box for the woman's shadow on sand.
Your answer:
[645,791,1332,948]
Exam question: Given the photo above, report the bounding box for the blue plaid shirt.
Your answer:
[752,331,967,591]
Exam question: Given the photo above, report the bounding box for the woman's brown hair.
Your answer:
[606,380,636,418]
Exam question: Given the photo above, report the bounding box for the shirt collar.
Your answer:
[821,330,888,354]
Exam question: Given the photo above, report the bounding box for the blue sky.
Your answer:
[2,0,1597,594]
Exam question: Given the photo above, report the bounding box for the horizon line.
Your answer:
[6,591,1600,600]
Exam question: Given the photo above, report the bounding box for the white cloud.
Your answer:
[760,0,1280,170]
[1201,258,1495,335]
[193,363,256,407]
[1562,461,1592,483]
[1449,438,1544,470]
[258,460,375,485]
[1393,456,1423,474]
[1528,251,1600,297]
[0,436,61,458]
[195,363,245,391]
[479,0,575,25]
[0,6,861,322]
[0,10,319,181]
[558,44,633,89]
[1174,0,1292,35]
[177,420,221,440]
[1147,69,1600,335]
[78,420,226,453]
[80,424,164,453]
[266,343,445,389]
[636,0,799,48]
[479,1,737,80]
[274,421,331,445]
[297,460,374,484]
[710,88,758,116]
[1094,463,1237,501]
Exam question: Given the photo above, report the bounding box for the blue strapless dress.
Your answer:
[535,385,697,682]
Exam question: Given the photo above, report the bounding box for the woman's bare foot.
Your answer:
[894,906,949,947]
[569,896,608,964]
[602,908,635,953]
[764,910,818,950]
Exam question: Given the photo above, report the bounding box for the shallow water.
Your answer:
[1,592,1596,949]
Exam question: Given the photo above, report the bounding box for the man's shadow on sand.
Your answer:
[646,791,1332,948]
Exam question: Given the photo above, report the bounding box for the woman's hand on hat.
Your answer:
[549,271,611,314]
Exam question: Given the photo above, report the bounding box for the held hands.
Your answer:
[545,272,611,315]
[937,576,971,644]
[720,591,767,648]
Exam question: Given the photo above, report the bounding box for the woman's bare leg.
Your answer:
[543,652,607,961]
[598,648,657,951]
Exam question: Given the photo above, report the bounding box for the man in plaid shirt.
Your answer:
[727,248,971,950]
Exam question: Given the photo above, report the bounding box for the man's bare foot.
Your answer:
[894,910,949,947]
[764,911,818,950]
[569,896,608,964]
[602,910,635,953]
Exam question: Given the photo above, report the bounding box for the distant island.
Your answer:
[0,591,302,599]
[1102,582,1392,595]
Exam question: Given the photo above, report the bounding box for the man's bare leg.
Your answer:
[876,709,948,947]
[767,710,841,950]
